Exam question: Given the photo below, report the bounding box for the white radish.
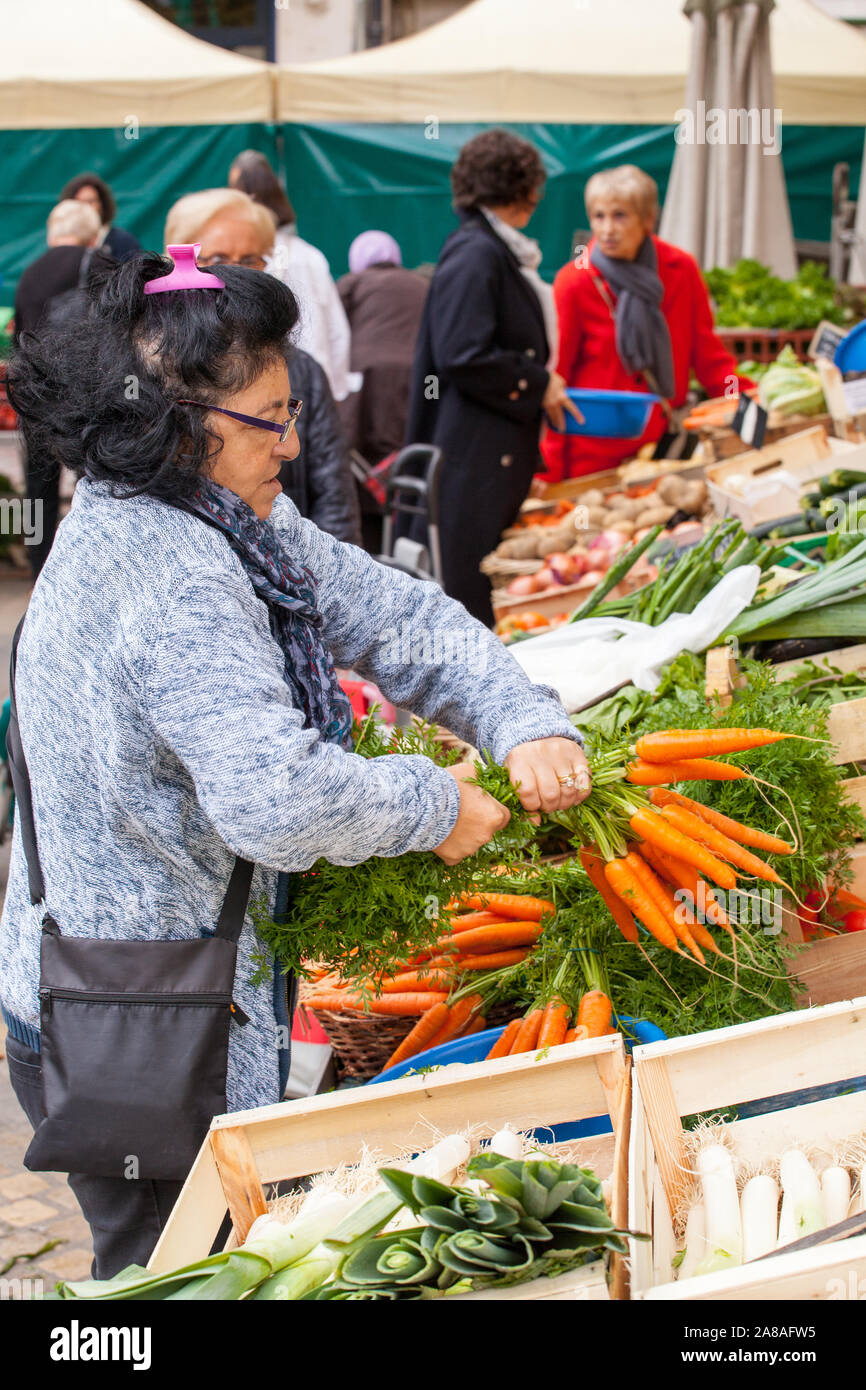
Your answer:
[409,1134,471,1184]
[678,1201,708,1281]
[821,1166,851,1227]
[693,1145,743,1275]
[488,1127,524,1160]
[779,1149,823,1242]
[740,1174,779,1262]
[777,1190,794,1248]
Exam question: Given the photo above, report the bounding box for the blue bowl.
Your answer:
[549,388,660,438]
[835,321,866,375]
[368,1016,665,1140]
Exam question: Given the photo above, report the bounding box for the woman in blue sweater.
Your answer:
[2,247,589,1277]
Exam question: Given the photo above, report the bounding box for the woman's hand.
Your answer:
[542,371,586,432]
[433,761,511,865]
[505,738,591,819]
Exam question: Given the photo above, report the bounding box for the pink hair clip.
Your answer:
[143,244,225,295]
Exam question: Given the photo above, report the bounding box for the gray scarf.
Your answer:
[590,237,675,399]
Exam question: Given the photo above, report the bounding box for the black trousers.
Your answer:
[5,1035,183,1279]
[23,444,61,582]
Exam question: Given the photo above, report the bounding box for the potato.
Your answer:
[583,505,608,528]
[498,533,542,560]
[579,488,605,508]
[634,504,676,528]
[657,475,708,513]
[536,523,579,557]
[607,517,635,536]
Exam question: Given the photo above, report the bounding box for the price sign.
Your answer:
[808,320,847,362]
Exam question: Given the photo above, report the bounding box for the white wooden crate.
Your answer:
[629,998,866,1300]
[149,1034,632,1301]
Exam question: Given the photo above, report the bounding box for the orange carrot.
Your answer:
[577,990,613,1038]
[379,969,454,993]
[447,911,510,933]
[460,1014,487,1039]
[425,993,483,1048]
[635,728,791,763]
[453,949,530,970]
[625,850,705,963]
[510,1008,545,1054]
[828,886,866,910]
[649,787,794,855]
[652,873,722,959]
[658,804,782,884]
[439,922,544,954]
[604,1026,618,1036]
[628,808,738,889]
[564,1025,589,1044]
[382,1001,451,1070]
[306,990,449,1015]
[626,757,747,785]
[537,998,570,1049]
[604,857,680,951]
[485,1019,522,1059]
[453,893,555,922]
[579,845,639,943]
[639,842,732,933]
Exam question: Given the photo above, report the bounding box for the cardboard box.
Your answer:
[707,427,866,527]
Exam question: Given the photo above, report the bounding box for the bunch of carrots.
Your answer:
[303,892,554,1070]
[586,727,797,963]
[485,989,615,1061]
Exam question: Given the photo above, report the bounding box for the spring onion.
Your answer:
[740,1174,779,1262]
[778,1149,824,1243]
[821,1166,852,1227]
[693,1145,743,1276]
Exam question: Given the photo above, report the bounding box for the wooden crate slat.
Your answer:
[633,1055,689,1222]
[633,998,866,1119]
[790,931,866,1006]
[842,775,866,814]
[826,696,866,765]
[773,643,866,683]
[643,1232,866,1302]
[210,1126,268,1245]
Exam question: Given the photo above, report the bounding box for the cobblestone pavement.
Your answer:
[0,575,94,1296]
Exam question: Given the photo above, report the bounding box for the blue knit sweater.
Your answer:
[0,479,581,1111]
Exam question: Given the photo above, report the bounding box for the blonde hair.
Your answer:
[47,199,101,246]
[584,166,658,225]
[163,188,276,254]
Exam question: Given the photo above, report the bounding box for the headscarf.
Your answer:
[589,237,675,399]
[349,230,402,274]
[178,478,354,752]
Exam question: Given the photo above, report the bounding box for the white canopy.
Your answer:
[277,0,866,125]
[0,0,274,129]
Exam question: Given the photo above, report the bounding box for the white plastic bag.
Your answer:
[510,567,760,714]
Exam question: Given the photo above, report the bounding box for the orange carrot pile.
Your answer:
[483,990,616,1061]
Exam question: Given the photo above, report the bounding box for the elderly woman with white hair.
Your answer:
[164,188,361,545]
[541,164,757,482]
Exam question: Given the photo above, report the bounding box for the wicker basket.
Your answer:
[308,999,518,1082]
[479,552,543,592]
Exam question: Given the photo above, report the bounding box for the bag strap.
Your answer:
[8,614,255,941]
[8,616,46,905]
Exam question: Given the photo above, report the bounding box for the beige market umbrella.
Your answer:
[660,0,797,277]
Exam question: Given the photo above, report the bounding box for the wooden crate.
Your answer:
[148,1035,633,1301]
[629,998,866,1300]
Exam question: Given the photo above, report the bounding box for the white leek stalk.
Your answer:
[678,1201,708,1281]
[740,1174,779,1262]
[693,1145,742,1276]
[779,1149,823,1243]
[821,1166,851,1228]
[488,1127,524,1160]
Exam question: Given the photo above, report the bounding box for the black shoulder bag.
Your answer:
[7,615,254,1180]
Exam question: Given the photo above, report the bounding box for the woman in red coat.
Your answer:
[541,166,755,482]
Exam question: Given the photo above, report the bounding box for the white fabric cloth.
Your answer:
[481,207,559,369]
[267,226,352,401]
[511,567,760,714]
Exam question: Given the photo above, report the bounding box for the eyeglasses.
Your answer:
[196,253,267,271]
[177,398,303,445]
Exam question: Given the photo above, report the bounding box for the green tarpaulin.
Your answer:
[1,119,861,306]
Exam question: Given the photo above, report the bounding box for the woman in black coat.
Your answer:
[405,130,579,625]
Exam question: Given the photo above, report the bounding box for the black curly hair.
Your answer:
[7,252,299,504]
[450,129,547,212]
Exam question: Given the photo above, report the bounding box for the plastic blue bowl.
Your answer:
[834,321,866,375]
[368,1016,665,1144]
[548,388,660,438]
